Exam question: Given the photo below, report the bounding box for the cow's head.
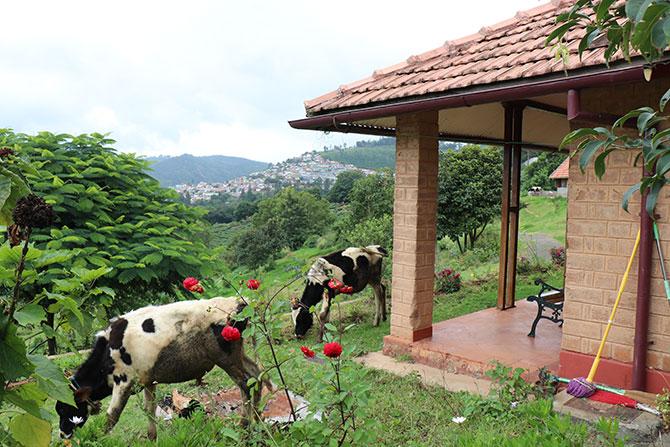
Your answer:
[56,386,99,438]
[292,305,313,339]
[56,335,113,438]
[292,284,325,338]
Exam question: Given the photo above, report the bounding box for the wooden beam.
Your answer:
[497,106,514,310]
[504,106,524,309]
[497,104,525,310]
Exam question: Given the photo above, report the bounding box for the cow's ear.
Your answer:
[232,318,248,333]
[74,386,92,403]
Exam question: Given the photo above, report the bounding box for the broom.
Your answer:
[653,221,670,301]
[544,373,657,405]
[566,228,641,398]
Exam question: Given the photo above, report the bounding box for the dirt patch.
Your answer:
[156,387,315,424]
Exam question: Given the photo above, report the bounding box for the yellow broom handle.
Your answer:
[586,228,641,382]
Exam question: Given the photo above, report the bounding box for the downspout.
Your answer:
[633,170,653,390]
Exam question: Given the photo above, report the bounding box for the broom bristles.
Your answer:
[566,377,597,398]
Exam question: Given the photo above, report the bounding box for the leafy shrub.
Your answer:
[0,130,211,311]
[435,268,462,294]
[342,214,393,250]
[550,246,566,267]
[517,256,549,275]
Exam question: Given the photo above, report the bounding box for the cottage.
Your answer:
[290,1,670,392]
[550,158,569,197]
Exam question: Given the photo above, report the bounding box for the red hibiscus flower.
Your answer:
[183,277,199,290]
[221,325,241,342]
[328,278,343,290]
[300,346,315,358]
[323,341,343,358]
[183,277,204,293]
[339,286,354,294]
[246,279,260,290]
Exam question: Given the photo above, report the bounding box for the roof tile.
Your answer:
[550,157,570,179]
[305,1,619,115]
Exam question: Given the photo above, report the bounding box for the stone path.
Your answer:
[519,232,562,260]
[355,351,491,396]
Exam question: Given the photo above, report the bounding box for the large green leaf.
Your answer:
[0,324,34,380]
[4,383,48,418]
[0,174,12,211]
[28,354,75,406]
[622,183,642,212]
[579,140,606,172]
[8,413,51,447]
[13,304,46,326]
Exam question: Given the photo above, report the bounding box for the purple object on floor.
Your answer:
[566,377,597,398]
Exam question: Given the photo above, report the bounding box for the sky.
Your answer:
[2,0,545,162]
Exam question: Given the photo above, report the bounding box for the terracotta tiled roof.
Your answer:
[550,157,569,179]
[305,0,617,115]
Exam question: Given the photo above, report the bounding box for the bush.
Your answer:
[550,246,566,267]
[517,256,549,275]
[435,268,462,294]
[343,214,393,250]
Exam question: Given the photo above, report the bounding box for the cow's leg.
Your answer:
[144,384,157,441]
[371,283,383,326]
[105,382,133,433]
[317,293,332,342]
[216,348,262,424]
[380,283,387,321]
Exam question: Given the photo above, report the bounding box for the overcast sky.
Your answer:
[2,0,544,162]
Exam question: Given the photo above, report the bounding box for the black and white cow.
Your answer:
[292,245,387,340]
[55,296,265,440]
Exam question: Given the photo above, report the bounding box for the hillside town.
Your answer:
[175,152,375,201]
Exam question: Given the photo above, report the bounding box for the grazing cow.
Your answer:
[55,297,264,440]
[292,245,387,340]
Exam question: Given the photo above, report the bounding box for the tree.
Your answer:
[0,143,115,447]
[549,1,670,215]
[437,145,503,253]
[0,130,211,308]
[338,171,395,249]
[252,188,331,250]
[228,188,333,267]
[347,170,394,222]
[328,170,365,203]
[521,152,566,192]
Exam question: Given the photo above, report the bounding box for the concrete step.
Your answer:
[355,351,491,396]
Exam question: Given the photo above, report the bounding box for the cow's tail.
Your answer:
[364,245,389,257]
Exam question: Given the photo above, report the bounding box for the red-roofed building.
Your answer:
[290,1,670,392]
[550,157,569,196]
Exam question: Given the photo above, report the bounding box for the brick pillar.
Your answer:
[389,111,439,342]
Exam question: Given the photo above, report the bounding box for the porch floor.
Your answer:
[383,300,562,379]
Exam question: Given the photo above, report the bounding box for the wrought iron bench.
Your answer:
[526,278,564,337]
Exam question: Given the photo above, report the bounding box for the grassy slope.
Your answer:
[519,196,567,244]
[321,145,396,169]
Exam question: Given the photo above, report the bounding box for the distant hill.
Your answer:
[321,139,395,169]
[320,137,462,169]
[147,154,268,186]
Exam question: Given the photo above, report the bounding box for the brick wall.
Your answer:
[389,111,439,342]
[562,76,670,375]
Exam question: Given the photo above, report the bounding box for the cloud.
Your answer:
[0,0,545,161]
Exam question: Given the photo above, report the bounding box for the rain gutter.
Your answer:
[289,64,651,132]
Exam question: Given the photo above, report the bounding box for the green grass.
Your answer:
[519,196,567,244]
